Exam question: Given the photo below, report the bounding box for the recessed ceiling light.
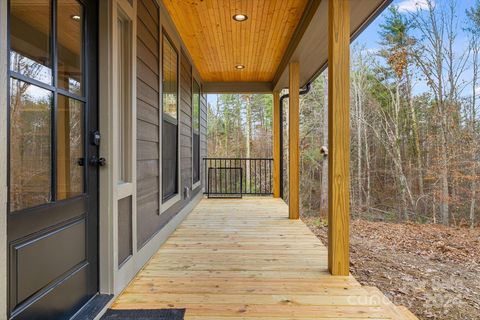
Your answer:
[233,14,248,22]
[71,15,81,21]
[235,64,245,70]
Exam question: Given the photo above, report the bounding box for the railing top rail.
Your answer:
[203,157,273,160]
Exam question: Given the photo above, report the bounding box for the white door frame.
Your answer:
[98,0,137,295]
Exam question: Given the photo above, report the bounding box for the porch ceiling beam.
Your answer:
[328,0,350,276]
[273,91,281,198]
[289,62,300,220]
[272,0,391,92]
[202,82,274,94]
[272,0,322,87]
[306,0,392,87]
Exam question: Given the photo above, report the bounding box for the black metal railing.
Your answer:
[204,158,274,197]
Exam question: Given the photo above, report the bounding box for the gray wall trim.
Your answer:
[203,81,273,94]
[0,0,8,316]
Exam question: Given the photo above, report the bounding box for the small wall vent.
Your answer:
[183,186,190,199]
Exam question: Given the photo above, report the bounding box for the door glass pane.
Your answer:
[57,96,84,200]
[58,1,84,95]
[10,79,52,211]
[10,0,52,85]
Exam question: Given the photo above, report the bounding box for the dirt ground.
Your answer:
[303,217,480,320]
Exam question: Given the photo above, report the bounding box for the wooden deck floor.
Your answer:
[112,197,417,319]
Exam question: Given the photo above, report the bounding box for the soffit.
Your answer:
[273,0,392,91]
[162,0,309,82]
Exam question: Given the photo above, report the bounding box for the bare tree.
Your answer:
[410,0,469,224]
[466,1,480,228]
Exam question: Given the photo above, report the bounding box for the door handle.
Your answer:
[90,156,106,167]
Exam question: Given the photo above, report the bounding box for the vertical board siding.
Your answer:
[180,50,193,191]
[136,0,206,249]
[136,0,160,247]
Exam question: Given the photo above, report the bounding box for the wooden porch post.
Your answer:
[328,0,350,276]
[289,62,300,219]
[273,91,281,198]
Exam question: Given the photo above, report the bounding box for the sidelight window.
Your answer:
[117,13,133,184]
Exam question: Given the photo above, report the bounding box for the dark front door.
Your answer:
[7,0,99,319]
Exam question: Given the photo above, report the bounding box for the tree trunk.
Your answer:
[393,83,413,219]
[439,121,450,225]
[355,81,363,209]
[320,75,329,218]
[470,41,478,228]
[363,119,371,213]
[406,69,424,198]
[470,183,477,228]
[246,96,252,189]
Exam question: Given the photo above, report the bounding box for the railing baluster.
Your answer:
[259,159,261,194]
[243,159,246,194]
[264,159,267,194]
[262,159,265,194]
[264,159,266,194]
[249,160,251,194]
[262,159,264,194]
[269,159,272,194]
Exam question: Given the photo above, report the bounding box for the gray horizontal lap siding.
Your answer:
[180,50,193,192]
[136,0,204,249]
[136,0,160,248]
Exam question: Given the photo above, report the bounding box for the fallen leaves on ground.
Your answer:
[303,217,480,320]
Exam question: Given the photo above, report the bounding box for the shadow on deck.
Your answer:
[112,197,417,319]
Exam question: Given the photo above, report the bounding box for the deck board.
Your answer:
[112,198,416,319]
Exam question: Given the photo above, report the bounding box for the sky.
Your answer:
[208,0,478,106]
[356,0,473,56]
[351,0,475,96]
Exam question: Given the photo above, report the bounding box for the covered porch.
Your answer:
[111,198,416,319]
[0,0,441,318]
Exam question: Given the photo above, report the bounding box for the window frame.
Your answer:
[192,78,201,189]
[160,29,181,213]
[116,10,133,186]
[114,4,136,272]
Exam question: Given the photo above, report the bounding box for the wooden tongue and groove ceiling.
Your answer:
[162,0,309,82]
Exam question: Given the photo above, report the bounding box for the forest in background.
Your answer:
[207,0,480,228]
